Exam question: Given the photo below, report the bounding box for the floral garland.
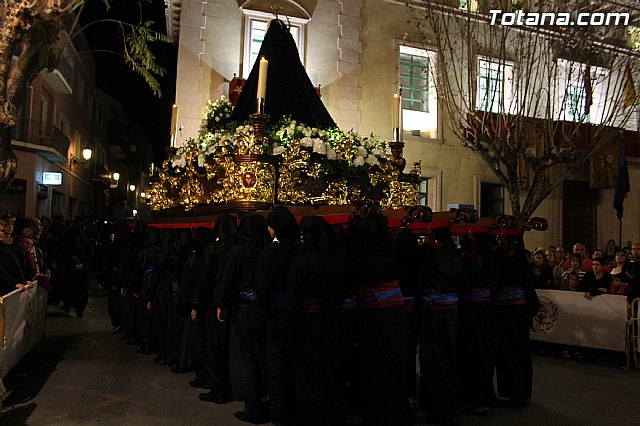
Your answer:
[169,95,391,175]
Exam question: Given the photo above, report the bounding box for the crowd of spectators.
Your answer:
[529,240,640,300]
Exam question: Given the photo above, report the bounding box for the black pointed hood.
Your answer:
[231,19,336,128]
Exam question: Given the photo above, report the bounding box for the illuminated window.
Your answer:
[417,177,428,206]
[400,47,430,113]
[557,59,607,124]
[242,13,305,79]
[477,57,513,113]
[459,0,478,12]
[628,26,640,51]
[399,45,438,139]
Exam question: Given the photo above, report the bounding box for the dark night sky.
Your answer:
[80,0,177,164]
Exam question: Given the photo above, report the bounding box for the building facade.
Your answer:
[7,25,146,221]
[167,0,640,251]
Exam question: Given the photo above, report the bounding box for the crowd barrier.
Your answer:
[530,289,628,352]
[0,283,48,408]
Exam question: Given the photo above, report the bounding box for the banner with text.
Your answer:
[1,284,48,378]
[530,290,628,352]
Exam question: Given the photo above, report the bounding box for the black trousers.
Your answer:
[495,304,533,401]
[266,312,295,423]
[419,307,458,417]
[458,301,497,408]
[229,307,267,401]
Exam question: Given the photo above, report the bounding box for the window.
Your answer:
[459,0,478,12]
[77,76,84,108]
[417,177,428,206]
[557,59,607,124]
[477,57,514,113]
[629,26,640,51]
[39,96,48,136]
[399,45,438,139]
[565,78,588,121]
[400,47,430,113]
[480,182,504,217]
[242,12,305,78]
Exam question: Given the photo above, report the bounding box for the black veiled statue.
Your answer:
[231,19,336,128]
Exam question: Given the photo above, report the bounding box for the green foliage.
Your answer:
[123,20,174,97]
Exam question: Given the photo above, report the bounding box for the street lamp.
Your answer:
[82,148,93,161]
[140,191,146,198]
[129,184,136,192]
[112,172,120,181]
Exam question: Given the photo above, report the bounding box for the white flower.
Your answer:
[197,155,206,167]
[215,116,220,122]
[302,127,313,137]
[365,155,379,166]
[172,157,187,168]
[354,156,365,167]
[357,146,367,156]
[327,147,337,160]
[371,148,381,156]
[312,139,327,155]
[272,145,285,155]
[301,137,314,148]
[318,130,326,138]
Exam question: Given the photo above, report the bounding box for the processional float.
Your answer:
[147,19,548,237]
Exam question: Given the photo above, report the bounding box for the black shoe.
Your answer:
[234,410,269,424]
[189,380,209,389]
[198,392,231,404]
[171,366,189,374]
[466,407,493,416]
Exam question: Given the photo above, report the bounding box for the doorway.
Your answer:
[562,180,597,252]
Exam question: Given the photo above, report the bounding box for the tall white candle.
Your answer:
[170,104,178,135]
[257,57,268,99]
[392,94,400,128]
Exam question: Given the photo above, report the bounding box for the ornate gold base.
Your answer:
[228,201,274,212]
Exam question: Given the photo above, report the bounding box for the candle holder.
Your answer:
[392,126,402,143]
[256,97,265,115]
[389,127,406,174]
[250,112,269,137]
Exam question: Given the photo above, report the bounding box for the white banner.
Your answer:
[1,284,48,378]
[530,289,628,352]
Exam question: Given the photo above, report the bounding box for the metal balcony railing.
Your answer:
[12,118,71,159]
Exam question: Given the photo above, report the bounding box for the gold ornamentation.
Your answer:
[228,155,277,207]
[149,125,420,212]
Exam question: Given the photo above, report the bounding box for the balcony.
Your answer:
[11,119,71,163]
[42,56,73,95]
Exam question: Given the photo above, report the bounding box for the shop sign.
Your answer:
[42,172,62,185]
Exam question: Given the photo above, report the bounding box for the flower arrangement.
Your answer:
[168,96,392,179]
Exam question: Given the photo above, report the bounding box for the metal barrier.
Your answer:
[626,298,640,369]
[0,283,48,411]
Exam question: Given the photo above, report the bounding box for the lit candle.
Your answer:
[170,104,178,135]
[257,57,268,99]
[392,94,400,128]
